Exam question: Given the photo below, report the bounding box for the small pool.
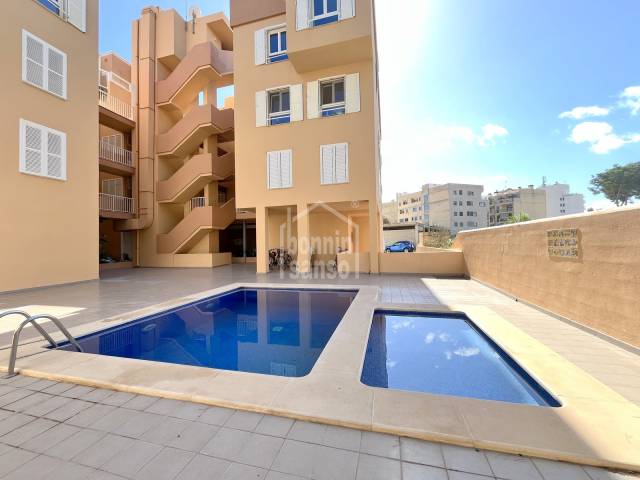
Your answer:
[58,288,357,378]
[361,310,560,406]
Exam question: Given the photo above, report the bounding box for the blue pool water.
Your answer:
[361,311,559,406]
[58,288,357,378]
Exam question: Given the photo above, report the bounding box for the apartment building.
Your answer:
[381,200,398,224]
[0,0,98,292]
[488,186,547,226]
[396,191,423,223]
[426,184,488,235]
[230,0,383,273]
[541,182,585,217]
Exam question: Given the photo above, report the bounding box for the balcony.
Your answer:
[99,193,135,219]
[98,89,135,132]
[99,141,134,176]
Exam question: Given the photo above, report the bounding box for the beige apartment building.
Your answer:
[230,0,383,273]
[0,0,99,292]
[488,186,547,226]
[396,191,423,223]
[427,183,488,235]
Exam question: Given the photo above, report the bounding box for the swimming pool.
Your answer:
[361,310,560,406]
[58,288,357,378]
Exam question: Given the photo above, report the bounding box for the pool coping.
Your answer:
[1,282,639,472]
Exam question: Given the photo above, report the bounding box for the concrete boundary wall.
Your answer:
[378,250,466,276]
[454,206,640,347]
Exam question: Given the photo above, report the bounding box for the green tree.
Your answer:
[589,162,640,206]
[507,212,531,223]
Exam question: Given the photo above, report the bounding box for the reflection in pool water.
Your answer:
[58,288,356,378]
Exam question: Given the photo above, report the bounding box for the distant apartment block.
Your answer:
[426,184,488,234]
[488,185,547,226]
[382,200,398,224]
[541,182,585,217]
[397,191,423,223]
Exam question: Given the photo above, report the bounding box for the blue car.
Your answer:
[385,241,416,253]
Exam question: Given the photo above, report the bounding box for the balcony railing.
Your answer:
[98,89,134,121]
[99,141,133,167]
[99,193,134,214]
[190,196,206,211]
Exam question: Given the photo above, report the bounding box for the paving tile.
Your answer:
[20,422,81,454]
[87,407,139,432]
[175,454,231,480]
[271,439,358,480]
[287,420,327,444]
[145,398,183,416]
[45,461,96,480]
[198,406,235,426]
[59,385,96,399]
[0,446,38,477]
[485,451,542,480]
[2,417,57,447]
[355,453,401,480]
[65,403,117,427]
[399,438,445,468]
[201,427,284,469]
[0,409,11,421]
[0,385,16,397]
[0,411,35,436]
[168,421,219,452]
[402,462,448,480]
[255,415,295,438]
[582,466,640,479]
[134,447,194,480]
[0,389,37,408]
[87,470,129,480]
[101,439,163,477]
[44,398,93,422]
[359,431,400,459]
[47,428,107,461]
[222,463,268,480]
[171,401,208,421]
[22,394,72,417]
[3,391,53,412]
[224,410,264,431]
[441,445,493,477]
[73,433,134,468]
[121,395,159,411]
[265,472,307,480]
[533,459,591,480]
[447,472,495,480]
[101,391,136,407]
[23,379,57,391]
[0,442,13,455]
[7,376,40,388]
[41,382,75,395]
[113,411,165,439]
[139,416,191,445]
[323,425,361,451]
[79,388,114,403]
[2,453,66,480]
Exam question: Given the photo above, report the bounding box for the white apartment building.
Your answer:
[426,184,487,234]
[488,186,547,226]
[541,183,585,217]
[396,191,423,223]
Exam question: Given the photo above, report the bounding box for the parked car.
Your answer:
[385,241,416,253]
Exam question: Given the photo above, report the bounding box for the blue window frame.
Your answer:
[269,89,291,125]
[320,77,345,117]
[38,0,61,15]
[313,0,339,26]
[268,27,288,63]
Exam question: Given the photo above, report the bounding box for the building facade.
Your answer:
[0,0,99,292]
[488,186,547,226]
[426,184,487,235]
[230,0,383,273]
[541,183,585,217]
[396,191,423,223]
[381,200,398,224]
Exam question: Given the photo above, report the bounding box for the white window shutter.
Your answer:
[320,145,335,185]
[345,73,361,114]
[19,119,66,180]
[66,0,87,32]
[340,0,356,20]
[254,29,266,65]
[296,0,310,31]
[46,46,67,99]
[255,90,267,127]
[280,150,293,188]
[46,129,67,180]
[334,143,349,183]
[307,81,320,119]
[267,151,281,189]
[20,120,43,175]
[290,84,304,122]
[22,31,45,90]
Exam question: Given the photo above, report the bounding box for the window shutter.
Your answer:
[255,90,267,127]
[46,129,66,180]
[66,0,87,32]
[320,145,335,185]
[296,0,310,31]
[20,120,43,175]
[254,29,266,65]
[334,143,349,183]
[290,84,303,122]
[340,0,356,20]
[19,119,66,180]
[47,46,67,98]
[345,73,361,114]
[307,81,319,119]
[267,151,281,189]
[280,150,293,188]
[22,31,45,90]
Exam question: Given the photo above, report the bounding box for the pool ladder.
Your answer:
[0,311,83,378]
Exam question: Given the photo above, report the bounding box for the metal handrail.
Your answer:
[1,311,83,377]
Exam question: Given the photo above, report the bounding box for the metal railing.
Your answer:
[99,141,133,167]
[190,196,206,211]
[98,89,134,120]
[99,193,135,214]
[0,310,83,378]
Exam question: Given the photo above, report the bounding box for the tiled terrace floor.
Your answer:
[0,375,638,480]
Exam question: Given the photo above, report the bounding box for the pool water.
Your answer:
[361,311,559,406]
[58,288,356,378]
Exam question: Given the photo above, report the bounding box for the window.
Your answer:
[312,0,339,26]
[102,178,124,196]
[198,90,205,106]
[22,30,67,99]
[267,27,287,63]
[19,119,66,181]
[320,78,345,117]
[320,143,349,184]
[267,150,293,189]
[268,89,291,125]
[38,0,61,15]
[467,201,473,206]
[36,0,86,32]
[468,191,475,196]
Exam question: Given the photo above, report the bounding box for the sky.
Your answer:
[100,0,640,209]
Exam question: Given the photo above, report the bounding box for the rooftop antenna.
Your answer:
[542,175,547,187]
[188,5,201,34]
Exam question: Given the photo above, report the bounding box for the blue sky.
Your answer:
[100,1,640,208]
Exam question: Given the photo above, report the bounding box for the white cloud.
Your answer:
[585,198,618,212]
[568,121,640,154]
[478,124,509,146]
[453,347,480,357]
[620,85,640,115]
[559,106,610,120]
